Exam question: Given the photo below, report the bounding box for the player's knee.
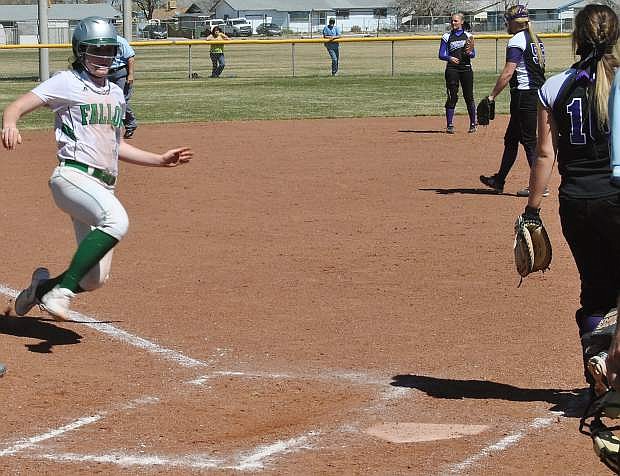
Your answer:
[101,208,129,240]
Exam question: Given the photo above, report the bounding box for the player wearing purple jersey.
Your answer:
[526,4,619,396]
[439,13,476,134]
[479,5,546,196]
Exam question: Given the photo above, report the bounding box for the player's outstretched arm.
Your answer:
[2,92,45,150]
[118,141,193,167]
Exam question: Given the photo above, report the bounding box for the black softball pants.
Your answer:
[497,89,538,182]
[560,193,620,316]
[444,67,474,108]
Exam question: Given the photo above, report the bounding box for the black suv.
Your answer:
[256,23,282,36]
[142,24,168,39]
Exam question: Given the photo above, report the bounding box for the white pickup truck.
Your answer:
[222,18,253,36]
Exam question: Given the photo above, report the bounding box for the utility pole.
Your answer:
[38,0,49,81]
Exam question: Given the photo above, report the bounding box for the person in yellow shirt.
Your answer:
[206,26,230,78]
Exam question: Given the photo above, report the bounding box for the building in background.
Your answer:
[177,0,397,34]
[0,4,120,44]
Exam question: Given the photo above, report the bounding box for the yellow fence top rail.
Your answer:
[0,32,572,50]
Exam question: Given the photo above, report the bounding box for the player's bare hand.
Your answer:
[161,146,193,167]
[449,57,460,64]
[1,126,23,150]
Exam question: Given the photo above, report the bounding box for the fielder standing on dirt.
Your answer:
[438,12,477,134]
[479,5,546,197]
[1,16,193,321]
[524,4,620,397]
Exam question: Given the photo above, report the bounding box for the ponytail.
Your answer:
[593,51,619,130]
[527,23,545,70]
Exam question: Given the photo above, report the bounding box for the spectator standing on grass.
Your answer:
[438,12,477,134]
[323,18,341,76]
[108,33,137,139]
[206,26,230,78]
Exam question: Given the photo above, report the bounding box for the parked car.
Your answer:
[223,18,252,36]
[256,23,282,36]
[141,24,168,39]
[204,19,225,33]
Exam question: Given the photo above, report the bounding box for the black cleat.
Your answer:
[479,174,504,193]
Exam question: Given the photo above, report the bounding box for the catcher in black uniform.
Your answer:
[527,4,620,399]
[438,13,476,134]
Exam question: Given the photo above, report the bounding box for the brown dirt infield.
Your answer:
[0,116,609,474]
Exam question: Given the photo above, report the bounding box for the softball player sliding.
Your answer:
[1,16,193,321]
[438,12,476,134]
[525,4,619,397]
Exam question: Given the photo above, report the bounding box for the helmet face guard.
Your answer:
[72,16,119,76]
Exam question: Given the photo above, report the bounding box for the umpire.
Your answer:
[108,34,138,139]
[439,13,477,134]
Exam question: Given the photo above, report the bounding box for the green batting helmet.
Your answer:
[72,16,118,59]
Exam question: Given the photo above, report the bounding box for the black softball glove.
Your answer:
[477,97,495,126]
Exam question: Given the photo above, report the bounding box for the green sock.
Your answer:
[36,273,85,299]
[36,229,118,295]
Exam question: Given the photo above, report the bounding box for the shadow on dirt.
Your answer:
[398,130,445,134]
[391,374,587,418]
[0,315,82,353]
[419,187,517,196]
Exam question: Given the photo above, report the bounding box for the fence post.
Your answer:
[188,44,192,78]
[291,42,296,77]
[391,40,395,76]
[495,37,498,74]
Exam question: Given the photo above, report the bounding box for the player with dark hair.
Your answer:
[479,5,546,196]
[439,12,476,134]
[525,4,620,396]
[1,16,193,320]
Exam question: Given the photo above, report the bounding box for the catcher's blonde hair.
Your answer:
[573,3,620,130]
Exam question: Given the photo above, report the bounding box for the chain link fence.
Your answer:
[398,15,575,34]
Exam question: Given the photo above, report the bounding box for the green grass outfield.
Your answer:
[0,37,576,129]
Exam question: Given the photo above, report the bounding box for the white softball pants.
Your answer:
[48,166,129,291]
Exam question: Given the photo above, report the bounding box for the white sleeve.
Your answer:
[30,71,71,112]
[537,70,573,110]
[610,70,620,179]
[507,31,526,51]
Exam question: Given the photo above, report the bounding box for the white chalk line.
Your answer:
[30,431,320,471]
[441,415,559,475]
[0,396,159,457]
[0,284,212,368]
[3,282,564,473]
[0,283,399,471]
[189,369,391,386]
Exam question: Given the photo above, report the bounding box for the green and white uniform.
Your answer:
[31,68,129,290]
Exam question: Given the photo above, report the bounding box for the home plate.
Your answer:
[364,423,489,443]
